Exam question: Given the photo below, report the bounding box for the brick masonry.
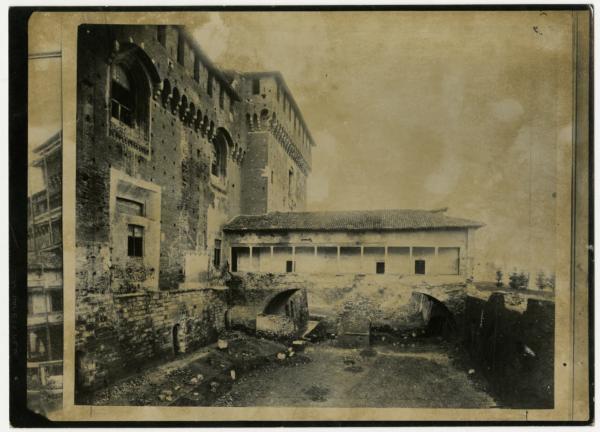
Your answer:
[75,288,227,392]
[75,24,314,393]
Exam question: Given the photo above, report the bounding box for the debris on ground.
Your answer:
[86,333,290,407]
[343,356,356,365]
[292,340,307,351]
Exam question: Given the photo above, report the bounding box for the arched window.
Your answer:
[110,61,152,139]
[108,45,160,150]
[111,64,135,126]
[211,128,233,178]
[260,109,270,125]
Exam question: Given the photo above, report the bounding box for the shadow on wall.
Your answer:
[410,292,456,339]
[463,293,554,408]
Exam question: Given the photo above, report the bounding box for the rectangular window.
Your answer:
[415,260,426,275]
[286,260,294,273]
[213,239,221,268]
[252,78,260,95]
[157,26,166,46]
[49,290,63,312]
[116,197,144,216]
[207,72,213,97]
[219,87,225,110]
[127,224,144,257]
[288,169,294,198]
[194,56,200,82]
[177,31,185,65]
[376,262,385,274]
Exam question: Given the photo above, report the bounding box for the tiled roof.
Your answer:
[223,209,484,232]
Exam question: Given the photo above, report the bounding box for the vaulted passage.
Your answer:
[263,289,300,315]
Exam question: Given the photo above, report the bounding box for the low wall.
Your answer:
[75,288,228,395]
[463,292,554,408]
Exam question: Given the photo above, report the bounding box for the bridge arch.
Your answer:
[412,291,456,337]
[262,288,300,315]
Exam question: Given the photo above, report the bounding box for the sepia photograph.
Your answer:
[16,6,591,424]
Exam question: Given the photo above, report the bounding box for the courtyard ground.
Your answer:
[214,338,496,408]
[84,333,496,408]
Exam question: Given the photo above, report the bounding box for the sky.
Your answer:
[27,11,575,280]
[190,11,573,279]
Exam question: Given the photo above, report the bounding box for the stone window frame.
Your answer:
[107,44,160,158]
[109,168,162,291]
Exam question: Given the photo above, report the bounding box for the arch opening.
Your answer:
[262,288,300,315]
[412,292,456,337]
[109,56,152,139]
[211,128,232,178]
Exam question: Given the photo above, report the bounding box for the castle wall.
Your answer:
[239,74,311,214]
[76,24,245,292]
[74,24,318,391]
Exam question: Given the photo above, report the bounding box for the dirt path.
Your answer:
[214,341,496,408]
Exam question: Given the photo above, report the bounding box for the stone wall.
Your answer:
[75,287,227,395]
[229,272,468,332]
[462,292,554,408]
[227,276,309,337]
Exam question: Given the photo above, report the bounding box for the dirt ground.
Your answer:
[214,338,497,408]
[84,333,496,408]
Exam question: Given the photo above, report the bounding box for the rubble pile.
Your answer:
[88,332,312,406]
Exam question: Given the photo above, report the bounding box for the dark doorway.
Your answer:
[286,260,294,273]
[415,260,426,275]
[376,261,385,274]
[172,324,181,354]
